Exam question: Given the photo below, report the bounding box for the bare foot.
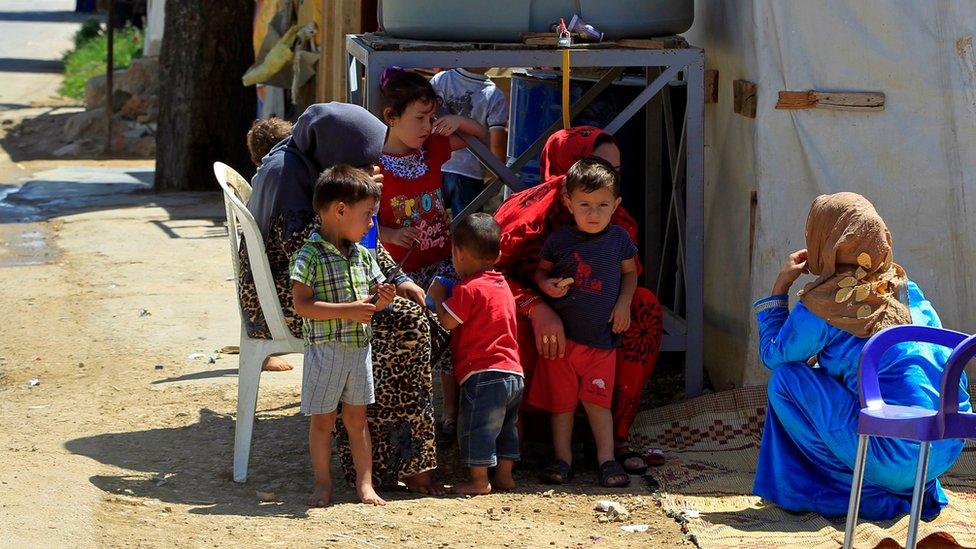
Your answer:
[403,471,446,496]
[305,483,332,507]
[491,473,516,491]
[451,480,492,496]
[262,356,293,372]
[357,484,386,506]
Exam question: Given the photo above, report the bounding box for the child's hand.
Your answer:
[427,278,447,307]
[540,277,570,298]
[370,283,397,310]
[432,115,462,136]
[610,300,632,333]
[346,299,378,324]
[389,226,420,248]
[773,248,809,295]
[396,280,426,306]
[369,164,384,190]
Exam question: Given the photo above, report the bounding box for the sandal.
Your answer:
[615,451,649,475]
[539,459,574,485]
[641,448,666,467]
[599,460,631,488]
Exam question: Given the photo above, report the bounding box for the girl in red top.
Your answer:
[377,68,488,437]
[376,68,487,286]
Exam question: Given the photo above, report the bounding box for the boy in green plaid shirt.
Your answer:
[291,164,395,507]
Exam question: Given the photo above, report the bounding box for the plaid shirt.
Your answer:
[290,231,385,347]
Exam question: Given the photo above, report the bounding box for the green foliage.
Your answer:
[59,24,144,100]
[73,18,103,48]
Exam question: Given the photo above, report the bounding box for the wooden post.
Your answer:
[105,0,114,153]
[317,0,363,103]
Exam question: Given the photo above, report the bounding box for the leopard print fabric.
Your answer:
[405,258,458,374]
[237,212,439,483]
[238,212,408,339]
[237,210,313,339]
[334,296,437,485]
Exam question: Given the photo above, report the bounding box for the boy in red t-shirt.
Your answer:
[428,213,523,495]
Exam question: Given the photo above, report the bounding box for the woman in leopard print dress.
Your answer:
[240,103,444,494]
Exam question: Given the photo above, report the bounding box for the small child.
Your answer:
[529,157,637,488]
[376,67,488,440]
[247,117,297,374]
[430,67,509,215]
[290,164,396,507]
[428,213,523,495]
[246,116,293,166]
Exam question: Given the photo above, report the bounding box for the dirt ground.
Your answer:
[0,141,691,548]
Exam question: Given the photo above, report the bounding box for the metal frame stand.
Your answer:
[345,34,704,397]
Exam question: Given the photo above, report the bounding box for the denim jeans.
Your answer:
[443,172,484,215]
[457,371,524,467]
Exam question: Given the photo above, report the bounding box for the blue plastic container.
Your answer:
[507,70,648,187]
[360,215,379,257]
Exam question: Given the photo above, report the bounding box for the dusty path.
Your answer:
[0,166,690,548]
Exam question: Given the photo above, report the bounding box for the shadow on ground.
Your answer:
[0,10,96,23]
[0,165,225,229]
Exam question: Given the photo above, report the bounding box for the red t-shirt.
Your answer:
[442,270,523,384]
[378,134,453,272]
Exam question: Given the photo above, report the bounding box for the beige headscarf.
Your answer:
[797,192,911,337]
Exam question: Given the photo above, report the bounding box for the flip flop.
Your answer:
[599,460,631,488]
[615,451,649,475]
[539,459,573,485]
[642,448,666,467]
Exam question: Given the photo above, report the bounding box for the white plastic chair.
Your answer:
[213,162,303,483]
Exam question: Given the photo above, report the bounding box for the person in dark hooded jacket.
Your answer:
[239,102,445,495]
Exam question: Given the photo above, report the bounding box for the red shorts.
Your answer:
[526,340,616,413]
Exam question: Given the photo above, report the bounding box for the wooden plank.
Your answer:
[775,90,816,109]
[318,0,362,103]
[704,69,719,103]
[615,36,688,49]
[733,79,757,118]
[775,90,885,112]
[815,91,885,111]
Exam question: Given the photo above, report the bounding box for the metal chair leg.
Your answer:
[843,434,870,549]
[905,441,931,548]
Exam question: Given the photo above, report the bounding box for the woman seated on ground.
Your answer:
[752,192,971,519]
[240,102,443,495]
[494,126,665,477]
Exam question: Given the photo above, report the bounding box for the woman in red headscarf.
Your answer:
[494,126,664,477]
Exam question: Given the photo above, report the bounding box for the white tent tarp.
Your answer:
[684,1,976,389]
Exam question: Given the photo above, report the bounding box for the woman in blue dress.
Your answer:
[752,192,970,520]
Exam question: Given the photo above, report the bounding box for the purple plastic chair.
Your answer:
[843,325,976,548]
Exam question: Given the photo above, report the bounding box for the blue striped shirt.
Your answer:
[540,225,637,349]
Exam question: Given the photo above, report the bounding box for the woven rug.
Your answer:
[629,386,976,548]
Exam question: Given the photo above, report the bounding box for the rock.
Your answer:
[85,74,106,109]
[594,500,630,522]
[255,491,276,502]
[53,143,81,157]
[127,136,156,157]
[111,90,132,112]
[84,57,158,109]
[136,99,159,124]
[122,123,152,140]
[121,94,152,120]
[116,57,159,96]
[63,107,106,141]
[84,71,126,109]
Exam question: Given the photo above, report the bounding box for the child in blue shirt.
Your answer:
[527,156,637,488]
